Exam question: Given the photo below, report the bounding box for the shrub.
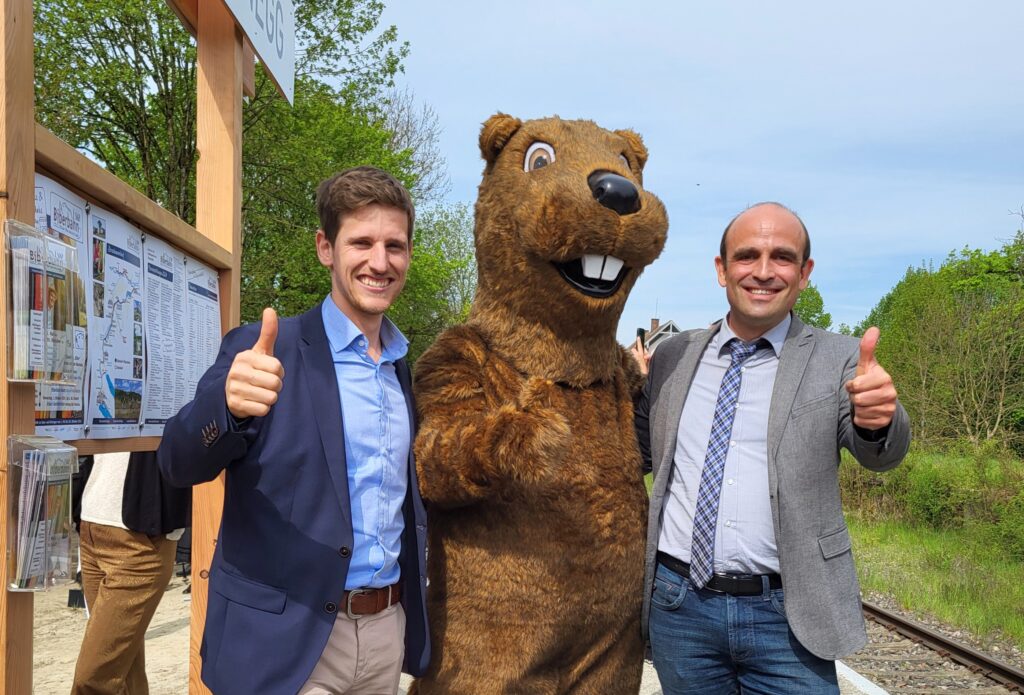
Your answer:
[995,492,1024,562]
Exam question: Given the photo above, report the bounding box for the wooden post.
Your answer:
[191,1,243,692]
[0,0,37,690]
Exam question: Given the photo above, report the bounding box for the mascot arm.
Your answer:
[619,345,646,400]
[414,331,571,509]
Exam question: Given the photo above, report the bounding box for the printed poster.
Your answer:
[139,236,189,437]
[186,259,222,400]
[85,208,145,437]
[34,175,89,440]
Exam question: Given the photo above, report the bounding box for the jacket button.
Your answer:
[338,546,351,558]
[324,602,337,614]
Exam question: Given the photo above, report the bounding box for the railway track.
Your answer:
[847,600,1024,693]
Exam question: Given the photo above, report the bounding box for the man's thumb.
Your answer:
[253,307,278,356]
[857,326,880,376]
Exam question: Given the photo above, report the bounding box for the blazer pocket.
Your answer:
[818,526,852,560]
[791,392,837,419]
[211,568,287,614]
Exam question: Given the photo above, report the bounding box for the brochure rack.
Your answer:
[5,220,78,384]
[5,435,76,591]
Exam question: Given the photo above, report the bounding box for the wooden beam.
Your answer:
[191,2,243,692]
[70,437,160,455]
[34,125,232,271]
[165,0,198,37]
[0,0,37,691]
[242,38,256,99]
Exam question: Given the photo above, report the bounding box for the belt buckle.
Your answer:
[345,588,371,619]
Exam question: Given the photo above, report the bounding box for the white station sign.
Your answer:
[222,0,295,104]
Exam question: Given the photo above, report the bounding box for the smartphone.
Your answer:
[636,327,647,344]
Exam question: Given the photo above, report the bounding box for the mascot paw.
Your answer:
[517,376,562,411]
[488,378,571,484]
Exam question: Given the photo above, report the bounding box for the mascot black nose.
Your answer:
[588,171,640,215]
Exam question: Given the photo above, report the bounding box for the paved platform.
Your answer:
[398,659,889,694]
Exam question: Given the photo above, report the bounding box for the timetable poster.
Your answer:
[85,208,145,437]
[139,236,188,437]
[34,175,89,440]
[185,259,222,400]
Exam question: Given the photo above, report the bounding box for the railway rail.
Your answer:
[857,600,1024,693]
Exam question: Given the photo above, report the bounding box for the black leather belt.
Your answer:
[657,551,782,596]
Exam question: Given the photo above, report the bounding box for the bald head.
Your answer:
[719,202,811,268]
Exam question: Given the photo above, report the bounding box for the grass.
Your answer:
[847,511,1024,648]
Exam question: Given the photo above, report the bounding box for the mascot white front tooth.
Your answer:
[600,256,624,281]
[582,254,605,279]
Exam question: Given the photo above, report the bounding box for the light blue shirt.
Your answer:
[658,314,791,575]
[321,297,410,590]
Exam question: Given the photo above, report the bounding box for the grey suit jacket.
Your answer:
[635,315,910,660]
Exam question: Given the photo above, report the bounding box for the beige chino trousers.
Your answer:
[71,521,177,695]
[299,602,406,695]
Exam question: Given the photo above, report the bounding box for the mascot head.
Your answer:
[469,113,668,386]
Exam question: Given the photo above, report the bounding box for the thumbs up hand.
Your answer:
[844,326,898,430]
[226,308,285,419]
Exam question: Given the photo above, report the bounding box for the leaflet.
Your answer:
[8,229,48,380]
[85,208,145,437]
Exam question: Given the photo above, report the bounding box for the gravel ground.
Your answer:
[864,591,1024,673]
[840,591,1024,694]
[31,580,1021,694]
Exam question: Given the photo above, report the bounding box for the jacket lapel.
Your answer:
[768,315,815,468]
[656,325,718,474]
[298,308,351,515]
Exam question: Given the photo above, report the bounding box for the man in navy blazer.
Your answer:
[159,166,429,694]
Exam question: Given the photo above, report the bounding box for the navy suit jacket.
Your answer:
[158,306,429,694]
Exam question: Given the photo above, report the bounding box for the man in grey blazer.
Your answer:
[634,202,910,694]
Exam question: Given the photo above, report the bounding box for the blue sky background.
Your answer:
[379,1,1024,345]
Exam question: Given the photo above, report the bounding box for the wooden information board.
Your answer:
[0,1,278,691]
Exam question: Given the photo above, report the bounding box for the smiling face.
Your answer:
[316,203,410,334]
[715,204,814,341]
[471,115,668,338]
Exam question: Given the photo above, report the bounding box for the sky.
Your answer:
[379,1,1024,345]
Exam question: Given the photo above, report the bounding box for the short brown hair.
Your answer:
[315,166,415,244]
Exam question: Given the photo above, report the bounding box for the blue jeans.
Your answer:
[649,562,839,695]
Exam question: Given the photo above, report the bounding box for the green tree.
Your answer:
[793,282,832,330]
[34,0,476,358]
[860,234,1024,449]
[388,203,476,361]
[34,0,198,220]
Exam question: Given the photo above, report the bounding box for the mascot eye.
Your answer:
[619,154,631,170]
[524,142,556,172]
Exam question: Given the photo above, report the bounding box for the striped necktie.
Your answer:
[689,338,761,589]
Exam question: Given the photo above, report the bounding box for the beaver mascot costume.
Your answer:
[411,114,668,694]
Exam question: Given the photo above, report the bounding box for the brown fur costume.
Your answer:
[411,114,668,694]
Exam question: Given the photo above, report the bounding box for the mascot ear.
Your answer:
[615,129,649,172]
[480,113,523,167]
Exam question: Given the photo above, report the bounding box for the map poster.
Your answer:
[85,207,144,437]
[139,236,188,437]
[34,175,89,441]
[185,259,222,399]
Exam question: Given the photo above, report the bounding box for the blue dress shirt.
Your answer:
[321,297,410,590]
[659,314,791,574]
